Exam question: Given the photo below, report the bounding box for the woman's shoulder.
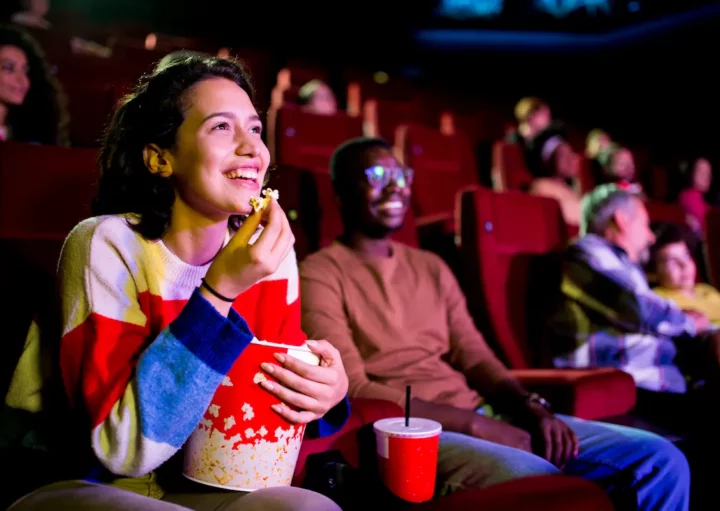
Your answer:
[62,214,147,263]
[66,214,140,243]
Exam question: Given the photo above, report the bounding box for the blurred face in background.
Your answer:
[304,82,337,116]
[611,148,636,182]
[526,104,551,137]
[656,241,696,292]
[553,141,579,179]
[692,158,712,194]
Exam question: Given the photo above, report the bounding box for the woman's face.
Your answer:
[305,83,337,116]
[0,45,31,107]
[164,77,270,221]
[554,142,579,179]
[611,149,636,181]
[692,158,712,193]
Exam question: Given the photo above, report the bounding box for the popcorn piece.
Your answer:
[241,403,255,421]
[253,372,267,384]
[263,188,279,200]
[249,188,279,213]
[248,196,263,213]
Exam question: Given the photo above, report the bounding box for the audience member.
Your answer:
[585,129,611,160]
[512,96,553,144]
[651,223,720,325]
[585,129,611,184]
[678,157,712,235]
[297,79,337,116]
[6,56,347,511]
[0,24,68,144]
[300,137,689,511]
[507,97,567,173]
[550,183,719,396]
[528,135,581,228]
[10,0,51,30]
[598,144,640,189]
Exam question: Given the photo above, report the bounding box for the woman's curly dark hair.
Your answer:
[0,24,69,145]
[93,55,256,240]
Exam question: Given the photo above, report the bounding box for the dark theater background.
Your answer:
[25,0,719,167]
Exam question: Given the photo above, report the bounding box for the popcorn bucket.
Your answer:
[183,340,319,491]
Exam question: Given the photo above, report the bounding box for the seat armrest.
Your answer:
[510,368,636,420]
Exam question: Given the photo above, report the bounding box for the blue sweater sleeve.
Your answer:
[305,396,351,439]
[99,289,253,476]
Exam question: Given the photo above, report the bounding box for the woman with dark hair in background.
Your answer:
[677,157,713,236]
[0,24,68,144]
[6,55,347,510]
[528,135,582,229]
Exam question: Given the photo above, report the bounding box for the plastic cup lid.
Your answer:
[373,417,442,438]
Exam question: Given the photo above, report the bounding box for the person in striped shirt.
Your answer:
[8,55,348,511]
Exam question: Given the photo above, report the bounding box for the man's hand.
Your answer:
[523,402,579,468]
[466,413,532,453]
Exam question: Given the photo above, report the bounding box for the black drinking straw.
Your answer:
[405,385,411,427]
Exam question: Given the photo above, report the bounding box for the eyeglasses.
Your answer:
[364,166,414,189]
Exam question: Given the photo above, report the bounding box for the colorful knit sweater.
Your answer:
[57,214,348,488]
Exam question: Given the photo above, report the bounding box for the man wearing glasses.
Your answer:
[299,137,688,510]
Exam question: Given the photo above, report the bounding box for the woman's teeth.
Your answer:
[224,169,258,180]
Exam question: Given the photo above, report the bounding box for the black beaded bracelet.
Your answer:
[200,279,235,303]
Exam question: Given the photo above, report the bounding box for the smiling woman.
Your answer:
[0,24,68,144]
[94,57,265,240]
[7,55,349,510]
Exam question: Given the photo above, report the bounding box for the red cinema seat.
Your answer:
[491,141,533,192]
[395,124,477,229]
[456,187,636,419]
[364,98,432,140]
[0,142,98,240]
[268,106,363,174]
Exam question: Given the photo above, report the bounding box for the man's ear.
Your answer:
[613,207,630,232]
[143,144,173,178]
